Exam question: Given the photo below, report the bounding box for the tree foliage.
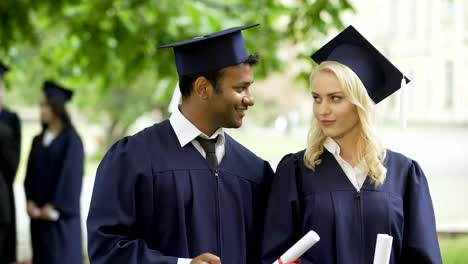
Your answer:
[0,0,354,147]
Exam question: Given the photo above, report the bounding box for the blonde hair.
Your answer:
[304,61,387,186]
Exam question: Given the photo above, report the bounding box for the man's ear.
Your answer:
[193,76,211,100]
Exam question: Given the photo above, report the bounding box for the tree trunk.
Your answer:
[104,119,125,150]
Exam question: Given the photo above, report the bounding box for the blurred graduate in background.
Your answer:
[24,81,84,264]
[0,60,21,264]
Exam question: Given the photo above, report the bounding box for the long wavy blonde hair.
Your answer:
[304,61,387,186]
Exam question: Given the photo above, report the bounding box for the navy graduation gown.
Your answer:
[87,120,273,264]
[24,128,84,264]
[0,108,21,262]
[261,149,442,264]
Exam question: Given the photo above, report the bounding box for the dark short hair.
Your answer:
[178,53,260,98]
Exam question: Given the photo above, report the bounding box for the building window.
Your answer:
[426,68,431,111]
[445,60,454,108]
[441,0,455,27]
[390,0,399,35]
[409,0,417,37]
[425,0,432,41]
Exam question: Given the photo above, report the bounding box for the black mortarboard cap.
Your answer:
[311,25,410,104]
[43,80,74,105]
[0,61,9,76]
[159,24,259,75]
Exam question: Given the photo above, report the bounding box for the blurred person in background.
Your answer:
[0,60,21,264]
[24,81,84,264]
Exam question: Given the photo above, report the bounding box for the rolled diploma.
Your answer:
[373,234,393,264]
[273,230,320,264]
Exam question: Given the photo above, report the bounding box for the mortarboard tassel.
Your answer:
[399,75,407,129]
[168,82,181,113]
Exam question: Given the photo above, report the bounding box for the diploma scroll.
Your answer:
[273,230,320,264]
[373,234,393,264]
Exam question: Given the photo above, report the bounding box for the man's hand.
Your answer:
[27,200,41,219]
[190,253,221,264]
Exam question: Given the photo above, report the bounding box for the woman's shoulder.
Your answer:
[276,149,306,169]
[63,128,83,142]
[384,148,428,185]
[385,148,415,167]
[31,133,43,145]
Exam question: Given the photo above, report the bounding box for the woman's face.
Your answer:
[311,70,360,141]
[40,96,54,125]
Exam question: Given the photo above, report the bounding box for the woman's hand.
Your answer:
[40,203,59,221]
[26,200,41,219]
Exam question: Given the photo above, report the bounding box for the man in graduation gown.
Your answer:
[87,24,274,264]
[0,61,21,264]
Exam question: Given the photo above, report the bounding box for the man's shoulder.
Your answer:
[224,133,264,162]
[131,119,171,141]
[110,119,171,152]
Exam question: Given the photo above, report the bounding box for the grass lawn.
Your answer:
[230,126,468,261]
[440,235,468,263]
[16,122,468,261]
[227,126,308,163]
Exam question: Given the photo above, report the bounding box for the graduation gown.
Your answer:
[87,120,273,264]
[0,169,11,264]
[24,127,84,264]
[261,149,442,264]
[0,108,21,263]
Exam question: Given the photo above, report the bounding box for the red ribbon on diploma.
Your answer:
[278,258,301,264]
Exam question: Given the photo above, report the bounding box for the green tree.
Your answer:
[0,0,354,148]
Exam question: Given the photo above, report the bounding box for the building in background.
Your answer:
[345,0,468,125]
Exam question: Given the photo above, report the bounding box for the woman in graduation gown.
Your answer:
[24,81,84,264]
[261,26,442,264]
